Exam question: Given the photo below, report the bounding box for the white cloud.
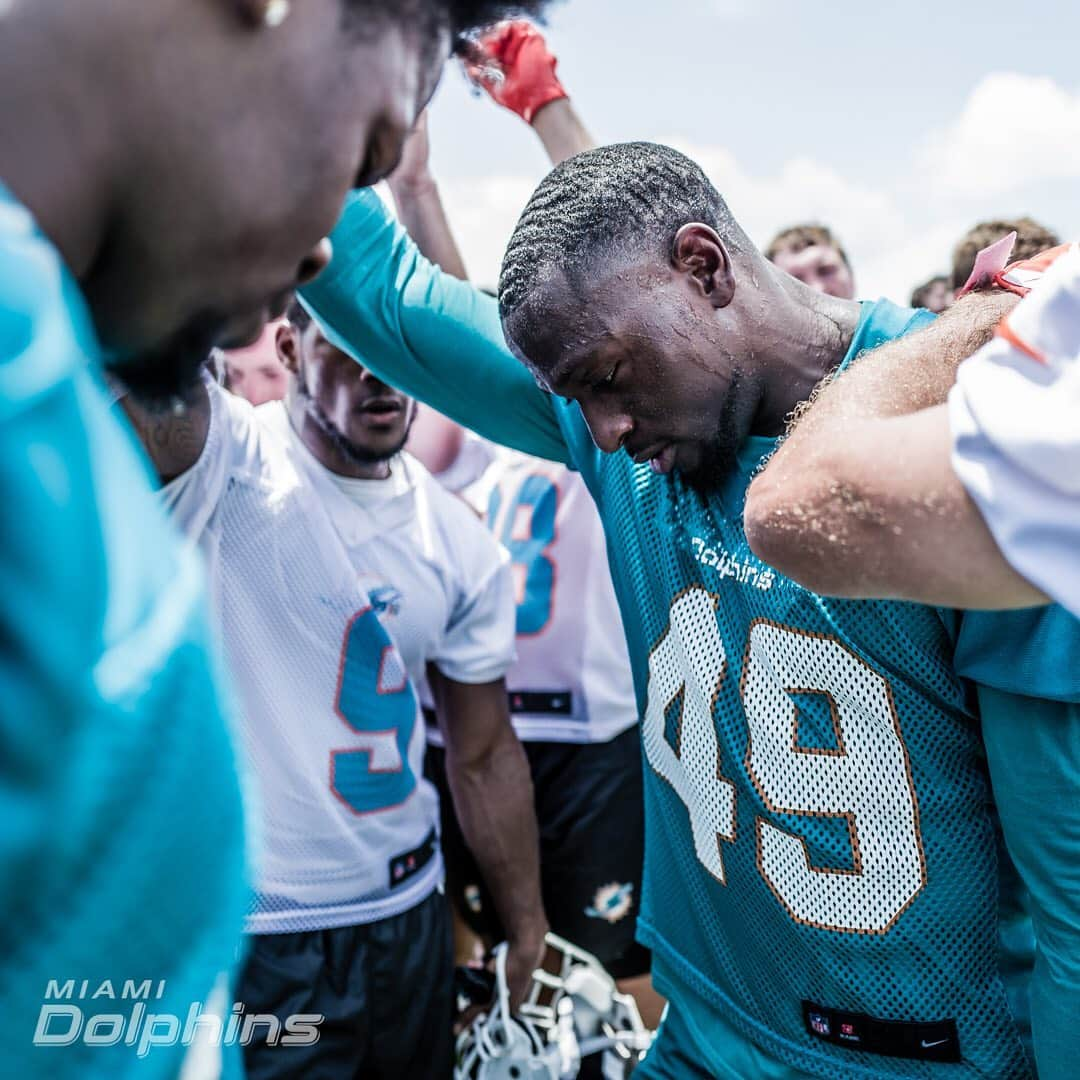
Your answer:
[917,73,1080,198]
[437,174,538,290]
[427,72,1080,303]
[706,0,757,16]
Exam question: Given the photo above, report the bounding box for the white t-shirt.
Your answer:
[434,441,638,744]
[163,379,515,933]
[950,243,1080,618]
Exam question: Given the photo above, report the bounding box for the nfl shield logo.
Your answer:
[809,1012,830,1037]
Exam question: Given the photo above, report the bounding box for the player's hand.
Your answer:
[503,930,547,1012]
[464,20,568,125]
[386,110,434,198]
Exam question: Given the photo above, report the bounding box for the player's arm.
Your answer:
[385,110,480,476]
[978,688,1080,1080]
[467,20,595,165]
[743,290,1046,607]
[117,375,211,485]
[385,110,469,282]
[299,188,569,465]
[428,668,547,1011]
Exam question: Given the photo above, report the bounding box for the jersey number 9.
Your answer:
[330,607,419,815]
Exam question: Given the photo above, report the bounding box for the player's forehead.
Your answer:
[510,270,641,394]
[776,243,844,273]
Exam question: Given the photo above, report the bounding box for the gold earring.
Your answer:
[263,0,290,28]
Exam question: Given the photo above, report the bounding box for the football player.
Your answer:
[386,62,658,1022]
[0,0,537,1075]
[118,302,546,1078]
[301,147,1080,1077]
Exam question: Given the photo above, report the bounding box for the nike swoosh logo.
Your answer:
[921,1039,949,1049]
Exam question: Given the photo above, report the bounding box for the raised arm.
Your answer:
[386,111,469,282]
[466,20,596,165]
[299,188,569,465]
[742,289,1045,607]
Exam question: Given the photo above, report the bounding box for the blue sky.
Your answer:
[421,0,1080,299]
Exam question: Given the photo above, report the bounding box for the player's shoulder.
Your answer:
[0,189,93,418]
[404,452,508,574]
[215,388,300,487]
[864,297,936,347]
[406,452,488,531]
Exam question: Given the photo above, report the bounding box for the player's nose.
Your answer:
[582,403,634,455]
[296,238,333,286]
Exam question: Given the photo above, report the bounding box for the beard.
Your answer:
[677,368,753,495]
[104,310,225,407]
[295,371,416,467]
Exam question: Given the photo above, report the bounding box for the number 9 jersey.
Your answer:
[162,378,513,935]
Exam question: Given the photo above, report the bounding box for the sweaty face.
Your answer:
[771,244,855,300]
[293,325,414,467]
[223,322,288,406]
[506,267,758,493]
[99,10,444,397]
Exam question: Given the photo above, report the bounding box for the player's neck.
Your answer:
[0,11,116,281]
[328,458,392,482]
[749,275,861,437]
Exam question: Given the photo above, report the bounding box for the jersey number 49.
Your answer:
[643,587,926,935]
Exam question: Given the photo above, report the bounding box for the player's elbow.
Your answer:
[744,466,886,597]
[745,477,831,592]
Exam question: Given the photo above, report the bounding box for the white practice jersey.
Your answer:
[433,442,638,744]
[950,242,1080,618]
[163,378,515,933]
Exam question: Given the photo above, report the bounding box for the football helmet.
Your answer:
[455,933,653,1080]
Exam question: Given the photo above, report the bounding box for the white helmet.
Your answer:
[454,934,653,1080]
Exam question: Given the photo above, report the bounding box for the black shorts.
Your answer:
[425,724,650,980]
[237,889,454,1080]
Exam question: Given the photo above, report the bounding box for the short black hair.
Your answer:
[347,1,553,53]
[499,142,747,321]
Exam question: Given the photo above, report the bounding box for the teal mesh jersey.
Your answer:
[303,190,1080,1079]
[0,187,248,1076]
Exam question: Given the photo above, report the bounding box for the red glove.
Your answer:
[465,21,568,125]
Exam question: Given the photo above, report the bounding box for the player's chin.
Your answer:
[676,443,731,495]
[106,312,223,404]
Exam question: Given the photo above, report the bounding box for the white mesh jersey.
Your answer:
[950,243,1080,617]
[163,378,515,934]
[434,443,638,744]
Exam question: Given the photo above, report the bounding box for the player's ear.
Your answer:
[671,224,735,309]
[229,0,290,30]
[276,322,300,375]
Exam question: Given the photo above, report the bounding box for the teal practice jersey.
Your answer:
[0,187,248,1076]
[303,190,1080,1079]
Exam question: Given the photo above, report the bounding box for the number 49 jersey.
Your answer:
[558,301,1080,1079]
